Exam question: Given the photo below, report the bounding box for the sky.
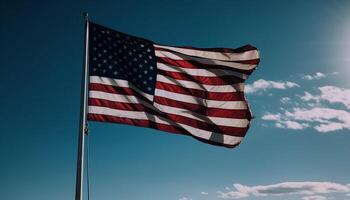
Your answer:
[1,1,350,200]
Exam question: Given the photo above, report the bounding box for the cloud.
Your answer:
[262,113,309,130]
[301,86,350,109]
[281,97,291,104]
[301,195,328,200]
[302,72,326,80]
[245,79,299,94]
[218,182,350,199]
[201,192,208,195]
[262,107,350,132]
[179,197,192,200]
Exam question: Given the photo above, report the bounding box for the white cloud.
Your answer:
[301,86,350,109]
[303,72,326,80]
[262,107,350,133]
[179,197,192,200]
[301,195,328,200]
[201,192,208,195]
[318,86,350,109]
[261,113,281,121]
[281,97,291,104]
[245,79,299,94]
[332,72,339,75]
[218,182,350,199]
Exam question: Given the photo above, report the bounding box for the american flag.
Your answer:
[87,22,260,148]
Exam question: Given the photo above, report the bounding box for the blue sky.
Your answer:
[1,1,350,200]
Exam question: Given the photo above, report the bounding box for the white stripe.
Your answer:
[154,44,259,61]
[153,102,249,127]
[156,74,245,92]
[90,76,154,101]
[89,106,243,145]
[157,63,248,79]
[90,91,141,104]
[155,88,248,110]
[155,50,257,70]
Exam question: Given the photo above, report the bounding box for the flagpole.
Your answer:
[75,12,89,200]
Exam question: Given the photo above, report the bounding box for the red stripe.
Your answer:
[89,83,152,103]
[156,81,245,101]
[89,98,146,111]
[155,47,260,65]
[88,113,239,148]
[154,96,251,119]
[88,113,184,134]
[89,98,249,137]
[158,69,243,85]
[157,57,256,74]
[160,112,249,137]
[155,44,258,53]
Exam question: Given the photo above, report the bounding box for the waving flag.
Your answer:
[87,22,260,148]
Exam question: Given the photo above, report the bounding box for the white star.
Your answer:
[113,71,118,75]
[144,60,148,64]
[150,66,154,70]
[148,55,153,59]
[108,65,113,69]
[138,74,142,78]
[144,70,148,74]
[143,81,147,84]
[149,77,153,80]
[140,44,144,48]
[147,48,151,52]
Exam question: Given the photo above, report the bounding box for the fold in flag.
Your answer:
[87,22,260,148]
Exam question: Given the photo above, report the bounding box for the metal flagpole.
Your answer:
[75,12,89,200]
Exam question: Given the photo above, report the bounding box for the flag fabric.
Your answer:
[87,22,260,148]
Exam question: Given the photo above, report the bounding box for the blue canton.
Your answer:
[89,22,157,95]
